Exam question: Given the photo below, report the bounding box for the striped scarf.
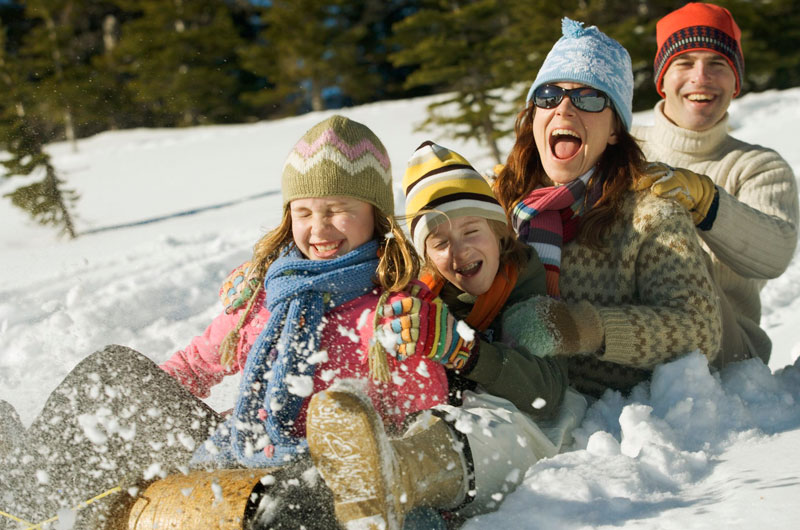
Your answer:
[511,170,594,297]
[196,241,379,467]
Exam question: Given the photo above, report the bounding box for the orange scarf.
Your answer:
[419,262,519,332]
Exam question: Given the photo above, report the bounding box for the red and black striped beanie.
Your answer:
[654,2,744,98]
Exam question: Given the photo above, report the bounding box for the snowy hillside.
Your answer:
[1,88,800,528]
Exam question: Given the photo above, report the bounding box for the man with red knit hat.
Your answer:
[634,2,798,367]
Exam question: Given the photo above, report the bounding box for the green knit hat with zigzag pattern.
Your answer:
[282,115,394,216]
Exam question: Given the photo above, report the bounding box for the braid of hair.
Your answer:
[218,281,263,368]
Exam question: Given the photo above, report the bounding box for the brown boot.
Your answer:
[307,388,466,530]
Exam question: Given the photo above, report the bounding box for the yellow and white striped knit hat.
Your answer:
[402,141,508,252]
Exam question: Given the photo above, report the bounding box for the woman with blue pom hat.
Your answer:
[494,18,722,397]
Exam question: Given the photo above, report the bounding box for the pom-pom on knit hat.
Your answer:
[526,18,634,131]
[654,2,744,98]
[282,115,394,216]
[403,141,508,252]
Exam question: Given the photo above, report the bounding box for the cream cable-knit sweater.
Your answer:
[562,191,722,397]
[633,101,798,359]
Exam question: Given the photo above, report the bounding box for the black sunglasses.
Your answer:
[532,84,611,113]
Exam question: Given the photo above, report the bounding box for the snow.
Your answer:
[2,87,800,528]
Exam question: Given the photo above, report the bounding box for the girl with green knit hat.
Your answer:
[0,115,451,529]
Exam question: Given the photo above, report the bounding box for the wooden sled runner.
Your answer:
[126,466,336,530]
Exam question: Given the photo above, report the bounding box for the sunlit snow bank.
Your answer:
[464,353,800,529]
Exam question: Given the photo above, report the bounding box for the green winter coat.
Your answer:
[442,248,568,420]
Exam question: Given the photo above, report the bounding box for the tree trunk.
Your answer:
[103,14,118,54]
[43,13,78,152]
[482,117,503,166]
[174,0,185,33]
[475,92,502,165]
[310,79,324,112]
[64,109,77,153]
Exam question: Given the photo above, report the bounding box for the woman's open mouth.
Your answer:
[550,128,582,160]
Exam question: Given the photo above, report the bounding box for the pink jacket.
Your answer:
[161,285,449,432]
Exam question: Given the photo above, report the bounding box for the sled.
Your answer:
[126,465,336,530]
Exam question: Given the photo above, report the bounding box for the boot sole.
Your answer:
[307,389,399,530]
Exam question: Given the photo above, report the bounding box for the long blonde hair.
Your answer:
[218,204,419,367]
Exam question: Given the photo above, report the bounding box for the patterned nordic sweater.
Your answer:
[633,102,798,360]
[561,190,722,397]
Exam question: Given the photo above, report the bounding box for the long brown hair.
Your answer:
[494,102,647,247]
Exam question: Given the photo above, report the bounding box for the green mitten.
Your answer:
[501,296,604,356]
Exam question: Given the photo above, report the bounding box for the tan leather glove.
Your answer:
[635,162,717,225]
[501,296,604,357]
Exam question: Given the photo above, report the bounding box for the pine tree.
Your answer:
[17,0,88,150]
[240,0,381,116]
[0,24,78,239]
[111,0,247,126]
[349,0,429,103]
[81,3,150,133]
[717,0,800,92]
[391,0,524,164]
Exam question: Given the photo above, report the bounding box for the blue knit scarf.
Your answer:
[193,240,380,467]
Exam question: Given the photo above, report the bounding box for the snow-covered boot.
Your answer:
[307,388,467,530]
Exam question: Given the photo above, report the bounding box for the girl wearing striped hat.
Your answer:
[306,141,588,530]
[494,18,721,397]
[0,115,450,529]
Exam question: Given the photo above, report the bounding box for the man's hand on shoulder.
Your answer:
[635,162,719,229]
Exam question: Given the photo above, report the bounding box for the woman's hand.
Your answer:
[502,296,604,357]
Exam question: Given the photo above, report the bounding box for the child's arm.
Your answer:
[377,288,567,419]
[160,309,241,398]
[161,262,263,398]
[460,339,568,419]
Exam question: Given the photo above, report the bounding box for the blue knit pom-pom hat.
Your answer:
[526,18,634,131]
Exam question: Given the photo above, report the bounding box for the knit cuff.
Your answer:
[594,308,641,366]
[457,340,482,375]
[696,187,720,231]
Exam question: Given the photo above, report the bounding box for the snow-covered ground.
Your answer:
[1,88,799,528]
